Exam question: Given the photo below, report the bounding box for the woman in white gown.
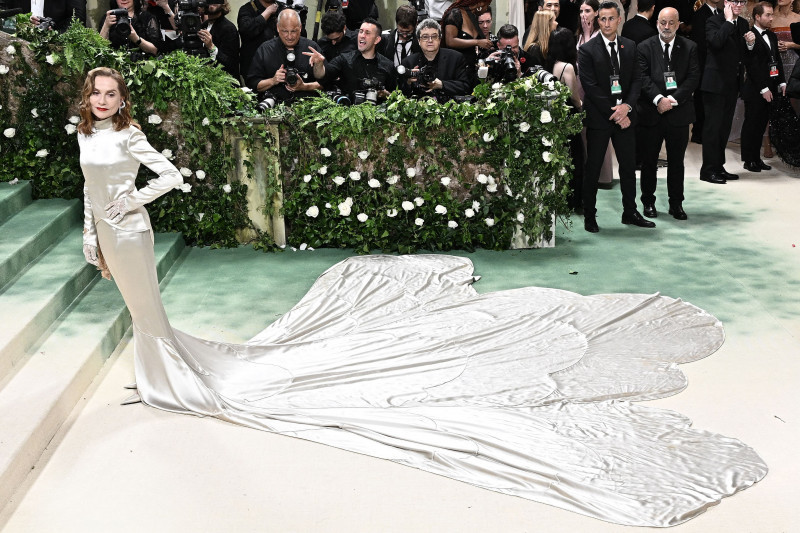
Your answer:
[78,67,767,527]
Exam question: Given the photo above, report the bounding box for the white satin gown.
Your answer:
[79,118,767,528]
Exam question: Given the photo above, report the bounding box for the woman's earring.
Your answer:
[118,101,126,113]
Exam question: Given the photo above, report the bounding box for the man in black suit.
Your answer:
[380,4,421,67]
[578,1,653,232]
[689,0,721,143]
[399,18,472,100]
[317,10,358,61]
[699,0,749,184]
[198,0,240,80]
[637,7,700,220]
[622,0,657,44]
[741,2,787,172]
[238,0,279,79]
[21,0,85,32]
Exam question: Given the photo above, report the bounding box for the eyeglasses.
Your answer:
[727,0,746,4]
[419,34,440,41]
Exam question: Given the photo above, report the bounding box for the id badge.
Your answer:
[664,71,678,92]
[769,61,779,77]
[610,75,622,95]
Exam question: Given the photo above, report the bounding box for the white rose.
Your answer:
[448,220,458,229]
[543,151,553,162]
[305,205,320,218]
[303,174,312,183]
[3,128,15,138]
[332,175,345,185]
[485,218,495,227]
[524,78,534,90]
[202,117,210,126]
[485,101,496,110]
[358,151,369,160]
[299,243,308,250]
[197,212,204,221]
[477,174,488,184]
[320,147,331,157]
[401,200,414,211]
[559,167,567,176]
[472,201,481,210]
[195,170,206,180]
[338,201,352,216]
[325,202,332,208]
[542,137,552,146]
[435,205,447,215]
[161,149,174,159]
[504,185,513,196]
[386,175,400,185]
[148,114,162,125]
[180,183,192,193]
[516,212,525,223]
[349,171,361,181]
[222,184,232,193]
[483,132,495,142]
[387,208,398,217]
[406,167,416,178]
[241,87,253,93]
[487,175,495,185]
[465,208,475,218]
[357,213,368,222]
[414,197,424,207]
[440,176,451,187]
[31,108,39,118]
[45,54,55,65]
[69,115,80,124]
[5,45,15,55]
[487,184,498,193]
[387,133,399,144]
[368,178,380,188]
[180,167,192,177]
[318,165,328,175]
[0,65,9,75]
[35,149,48,158]
[64,124,77,134]
[518,122,530,133]
[540,110,552,123]
[344,196,353,207]
[415,218,424,227]
[491,82,502,90]
[514,149,521,159]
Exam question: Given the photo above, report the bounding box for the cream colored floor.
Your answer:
[1,141,799,533]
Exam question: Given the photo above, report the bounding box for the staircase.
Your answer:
[0,181,185,513]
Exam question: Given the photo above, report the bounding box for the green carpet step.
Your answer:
[0,182,32,227]
[0,232,185,509]
[0,199,81,289]
[0,226,98,387]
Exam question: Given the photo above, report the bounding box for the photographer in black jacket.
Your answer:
[237,0,279,77]
[197,0,240,79]
[316,10,358,61]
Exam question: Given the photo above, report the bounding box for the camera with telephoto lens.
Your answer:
[284,51,300,86]
[175,0,224,56]
[530,65,556,85]
[257,91,277,111]
[479,45,517,83]
[326,88,352,106]
[396,64,435,91]
[353,77,383,105]
[107,8,132,46]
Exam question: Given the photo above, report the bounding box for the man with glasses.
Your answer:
[305,18,397,101]
[399,18,472,100]
[317,10,358,61]
[380,5,421,67]
[246,10,324,103]
[698,0,750,184]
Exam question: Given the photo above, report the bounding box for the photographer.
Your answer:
[24,0,86,32]
[481,24,536,82]
[399,18,472,99]
[305,18,397,102]
[380,5,421,67]
[316,10,357,61]
[196,0,240,79]
[99,0,162,56]
[237,0,280,77]
[247,9,323,103]
[337,0,378,34]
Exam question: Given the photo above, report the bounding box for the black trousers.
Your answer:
[740,94,770,163]
[584,124,638,217]
[640,120,689,207]
[692,88,705,141]
[701,89,739,175]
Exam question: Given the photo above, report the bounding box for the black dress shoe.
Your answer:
[757,160,771,171]
[743,161,761,173]
[584,216,599,233]
[668,205,687,220]
[700,173,726,184]
[621,211,656,228]
[721,169,739,180]
[643,204,657,218]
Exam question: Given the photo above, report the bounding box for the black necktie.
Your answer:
[609,41,619,74]
[663,42,670,69]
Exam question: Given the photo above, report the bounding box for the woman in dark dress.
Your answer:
[442,0,494,81]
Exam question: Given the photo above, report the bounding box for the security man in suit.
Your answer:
[578,1,653,233]
[637,7,700,220]
[22,0,86,32]
[699,0,749,184]
[622,0,657,44]
[689,0,721,143]
[741,2,787,172]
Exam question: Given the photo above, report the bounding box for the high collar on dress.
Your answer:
[93,117,114,132]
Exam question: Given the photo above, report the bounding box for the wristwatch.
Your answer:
[134,37,143,46]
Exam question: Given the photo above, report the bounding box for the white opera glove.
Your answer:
[104,196,132,224]
[83,244,99,266]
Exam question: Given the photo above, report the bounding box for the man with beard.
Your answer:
[305,18,397,102]
[197,0,240,79]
